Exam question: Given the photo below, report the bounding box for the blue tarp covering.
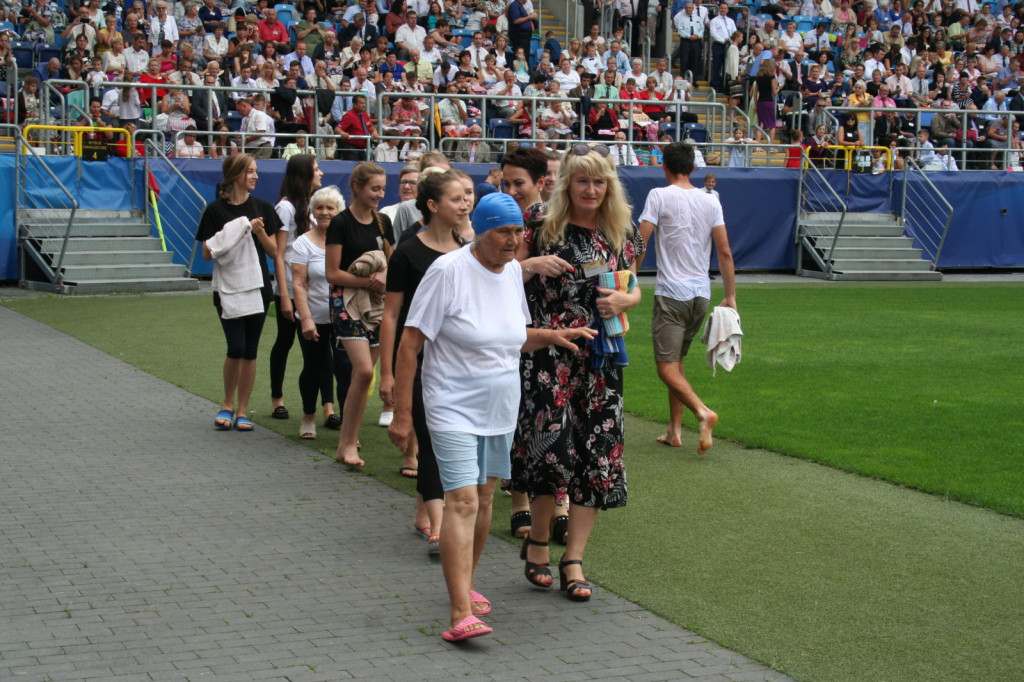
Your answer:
[2,155,1023,281]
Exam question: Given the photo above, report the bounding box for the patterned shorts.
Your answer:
[330,287,379,347]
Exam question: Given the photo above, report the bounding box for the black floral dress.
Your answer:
[512,223,645,509]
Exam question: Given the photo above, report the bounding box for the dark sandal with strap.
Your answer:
[510,510,532,539]
[551,514,569,545]
[558,559,592,602]
[520,535,552,589]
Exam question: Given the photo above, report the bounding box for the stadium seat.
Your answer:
[34,43,61,66]
[659,121,678,139]
[12,41,34,69]
[0,20,18,36]
[453,28,472,48]
[683,122,708,143]
[226,110,243,131]
[488,117,517,139]
[274,3,296,23]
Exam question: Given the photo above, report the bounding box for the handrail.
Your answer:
[891,144,1017,171]
[23,124,135,157]
[897,157,954,270]
[797,147,849,272]
[15,130,80,288]
[143,138,209,275]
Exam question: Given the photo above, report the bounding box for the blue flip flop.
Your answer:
[214,410,233,430]
[234,416,255,432]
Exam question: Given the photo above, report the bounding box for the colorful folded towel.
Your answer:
[595,270,637,337]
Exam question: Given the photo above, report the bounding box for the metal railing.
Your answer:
[14,130,80,292]
[796,146,849,278]
[894,157,954,270]
[143,138,209,276]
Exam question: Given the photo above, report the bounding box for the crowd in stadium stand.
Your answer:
[1,0,1023,167]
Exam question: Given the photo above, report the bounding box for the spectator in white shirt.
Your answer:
[147,2,179,56]
[175,126,206,158]
[230,64,259,104]
[488,69,522,118]
[610,130,640,166]
[395,10,426,60]
[552,56,581,92]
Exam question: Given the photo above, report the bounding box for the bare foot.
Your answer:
[335,443,365,467]
[656,434,683,447]
[697,411,718,455]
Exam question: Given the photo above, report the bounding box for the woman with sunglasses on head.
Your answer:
[388,192,595,642]
[511,143,645,601]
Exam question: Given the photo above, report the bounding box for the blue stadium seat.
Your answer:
[465,116,481,129]
[683,122,708,143]
[659,121,678,139]
[34,43,61,66]
[274,3,296,23]
[226,110,243,131]
[488,117,517,139]
[12,41,35,69]
[453,28,472,48]
[0,20,18,36]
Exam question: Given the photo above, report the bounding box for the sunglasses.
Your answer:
[571,143,610,157]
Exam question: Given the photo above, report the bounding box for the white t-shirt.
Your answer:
[289,234,330,324]
[274,199,298,296]
[639,184,724,303]
[405,244,530,436]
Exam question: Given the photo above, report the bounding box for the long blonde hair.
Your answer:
[537,148,634,255]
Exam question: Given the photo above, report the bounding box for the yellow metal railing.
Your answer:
[22,125,134,158]
[824,145,892,171]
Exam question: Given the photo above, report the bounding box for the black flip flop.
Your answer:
[272,406,289,420]
[399,466,418,479]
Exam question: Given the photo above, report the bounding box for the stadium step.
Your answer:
[18,208,200,294]
[797,211,942,282]
[0,135,15,155]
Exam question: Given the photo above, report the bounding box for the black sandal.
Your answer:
[558,559,592,602]
[551,514,569,545]
[520,535,552,589]
[510,510,532,539]
[272,405,289,420]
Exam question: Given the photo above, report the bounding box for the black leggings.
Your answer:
[269,295,297,400]
[333,338,352,417]
[295,322,336,415]
[413,369,443,502]
[215,298,267,360]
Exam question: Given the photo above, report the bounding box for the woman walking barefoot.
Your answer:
[195,154,282,432]
[326,162,394,467]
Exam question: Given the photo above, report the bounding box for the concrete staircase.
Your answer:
[797,211,942,281]
[19,208,200,294]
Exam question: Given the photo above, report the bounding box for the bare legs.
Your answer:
[441,478,497,632]
[222,357,257,419]
[656,359,718,454]
[335,339,378,466]
[656,387,685,448]
[528,494,592,597]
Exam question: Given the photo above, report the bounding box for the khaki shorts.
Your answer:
[652,295,710,362]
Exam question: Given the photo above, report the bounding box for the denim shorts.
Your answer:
[429,431,513,493]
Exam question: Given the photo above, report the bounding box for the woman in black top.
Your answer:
[750,58,779,142]
[195,153,282,431]
[379,170,468,555]
[326,162,395,467]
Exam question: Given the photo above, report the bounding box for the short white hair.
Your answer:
[310,185,346,211]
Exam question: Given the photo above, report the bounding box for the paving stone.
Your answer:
[0,307,795,682]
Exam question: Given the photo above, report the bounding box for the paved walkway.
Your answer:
[0,306,794,682]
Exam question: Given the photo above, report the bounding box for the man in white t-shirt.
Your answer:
[638,141,736,455]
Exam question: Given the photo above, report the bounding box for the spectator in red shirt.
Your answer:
[258,8,289,45]
[138,58,168,106]
[335,93,378,160]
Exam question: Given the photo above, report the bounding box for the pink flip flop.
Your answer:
[469,590,491,616]
[441,615,493,642]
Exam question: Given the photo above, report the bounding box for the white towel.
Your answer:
[700,306,743,377]
[207,216,265,319]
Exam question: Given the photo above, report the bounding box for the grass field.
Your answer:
[626,283,1024,517]
[5,285,1024,682]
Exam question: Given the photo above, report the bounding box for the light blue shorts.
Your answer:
[429,431,514,493]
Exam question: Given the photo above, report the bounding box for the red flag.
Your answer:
[147,169,160,198]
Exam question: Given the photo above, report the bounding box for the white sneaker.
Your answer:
[378,411,394,427]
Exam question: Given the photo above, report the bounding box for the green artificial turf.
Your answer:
[5,288,1024,681]
[624,283,1024,517]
